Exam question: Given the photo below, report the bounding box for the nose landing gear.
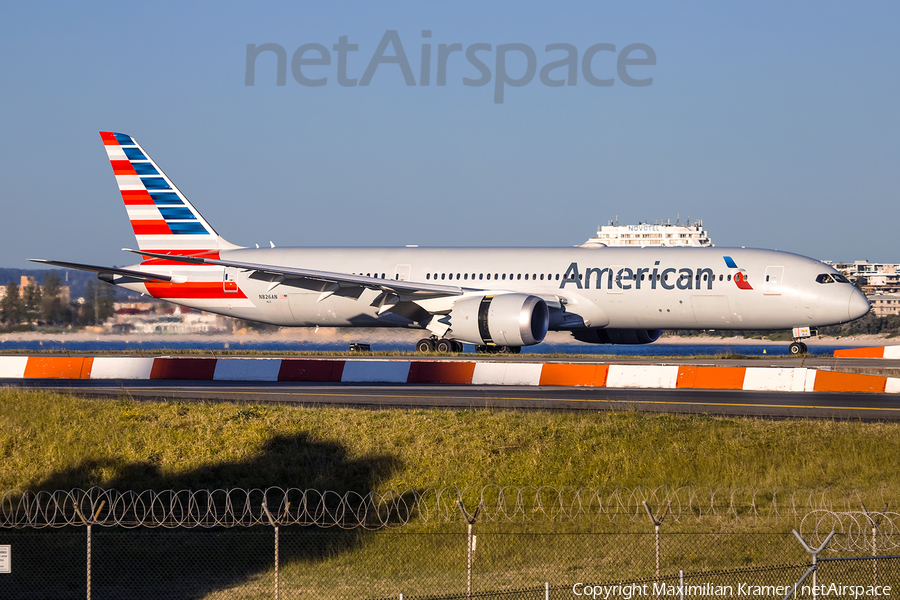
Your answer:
[788,341,808,355]
[788,326,816,355]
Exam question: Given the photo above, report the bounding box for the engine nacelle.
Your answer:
[450,294,549,347]
[572,328,662,345]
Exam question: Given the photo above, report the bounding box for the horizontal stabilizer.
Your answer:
[29,259,173,283]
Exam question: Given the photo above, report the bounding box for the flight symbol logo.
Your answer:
[723,256,753,290]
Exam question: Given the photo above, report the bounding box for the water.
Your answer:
[0,337,849,357]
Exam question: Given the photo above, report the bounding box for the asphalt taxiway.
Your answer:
[6,379,900,421]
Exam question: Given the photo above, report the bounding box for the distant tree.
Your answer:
[96,282,117,323]
[80,281,97,325]
[22,279,42,323]
[0,283,22,324]
[41,271,64,324]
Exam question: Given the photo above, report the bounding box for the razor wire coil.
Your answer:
[0,486,893,530]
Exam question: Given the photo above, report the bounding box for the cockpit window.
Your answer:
[832,273,850,283]
[816,274,835,284]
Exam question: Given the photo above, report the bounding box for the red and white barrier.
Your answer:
[0,355,898,393]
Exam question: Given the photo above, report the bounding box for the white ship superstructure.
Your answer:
[580,219,712,247]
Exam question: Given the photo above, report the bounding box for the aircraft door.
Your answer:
[223,267,239,292]
[394,264,411,281]
[764,266,784,295]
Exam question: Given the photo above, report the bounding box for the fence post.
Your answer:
[789,529,836,600]
[458,500,481,600]
[861,503,887,587]
[263,500,290,600]
[643,500,670,597]
[73,500,105,600]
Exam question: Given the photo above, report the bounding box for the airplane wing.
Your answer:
[123,248,465,299]
[28,259,175,282]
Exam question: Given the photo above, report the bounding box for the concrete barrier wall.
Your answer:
[0,355,897,393]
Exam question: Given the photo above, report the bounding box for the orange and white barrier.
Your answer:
[834,346,900,359]
[0,355,898,393]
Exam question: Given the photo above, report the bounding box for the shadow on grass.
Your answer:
[4,432,408,599]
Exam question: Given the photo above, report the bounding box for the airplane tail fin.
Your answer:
[99,132,240,253]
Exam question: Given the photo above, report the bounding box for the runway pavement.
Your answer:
[7,379,900,421]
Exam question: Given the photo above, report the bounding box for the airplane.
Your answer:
[32,132,870,355]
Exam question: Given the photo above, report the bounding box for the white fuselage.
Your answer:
[118,246,869,336]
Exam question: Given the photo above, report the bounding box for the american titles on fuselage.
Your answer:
[559,259,747,291]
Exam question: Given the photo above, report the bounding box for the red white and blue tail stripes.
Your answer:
[100,132,230,252]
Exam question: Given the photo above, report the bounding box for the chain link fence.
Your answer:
[1,487,898,599]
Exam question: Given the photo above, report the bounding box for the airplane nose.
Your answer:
[848,288,870,320]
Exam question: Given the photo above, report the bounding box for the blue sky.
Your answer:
[1,1,897,269]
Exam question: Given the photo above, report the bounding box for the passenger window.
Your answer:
[479,274,483,280]
[464,273,468,280]
[502,274,506,280]
[517,274,522,280]
[441,273,445,280]
[426,273,430,280]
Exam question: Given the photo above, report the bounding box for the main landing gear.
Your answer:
[476,345,521,354]
[415,337,464,353]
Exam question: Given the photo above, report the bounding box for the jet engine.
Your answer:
[450,294,549,347]
[572,328,662,345]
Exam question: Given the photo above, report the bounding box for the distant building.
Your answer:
[580,219,712,247]
[106,301,232,334]
[868,294,900,317]
[19,276,35,295]
[825,261,900,295]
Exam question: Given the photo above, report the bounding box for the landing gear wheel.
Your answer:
[494,346,521,354]
[451,341,464,353]
[435,339,454,353]
[789,342,807,355]
[416,338,435,353]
